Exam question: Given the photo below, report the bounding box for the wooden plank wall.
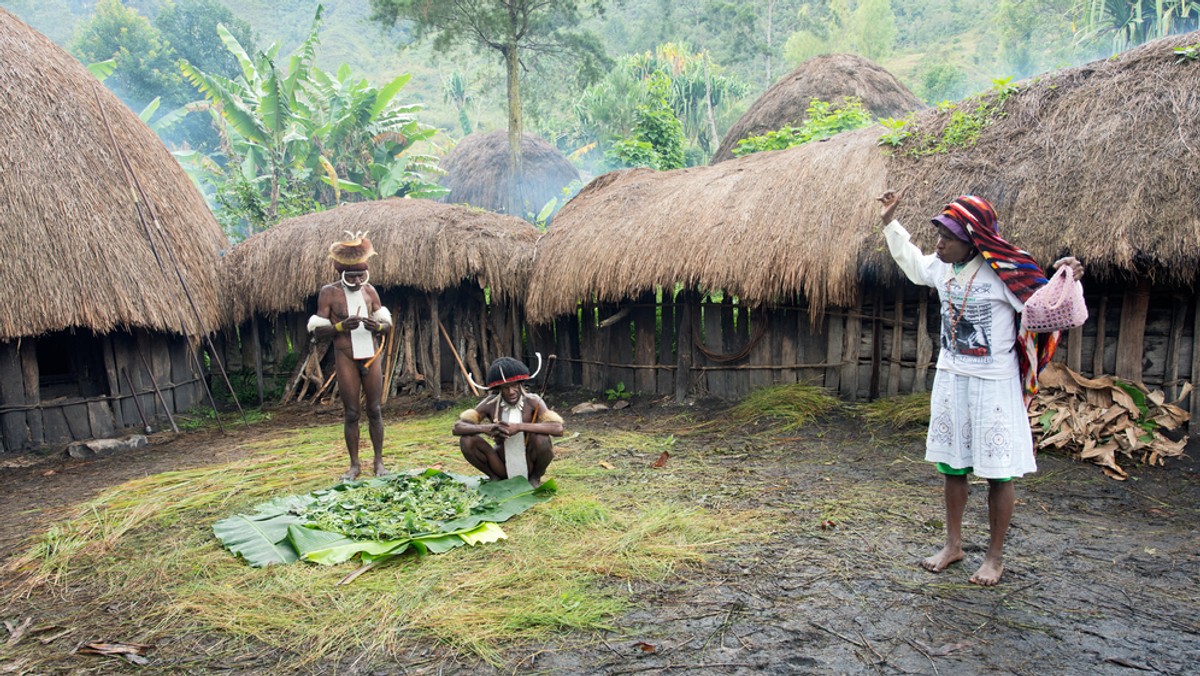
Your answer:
[0,331,205,452]
[224,285,530,405]
[538,281,1199,438]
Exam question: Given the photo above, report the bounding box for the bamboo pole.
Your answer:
[438,318,480,397]
[381,320,399,404]
[137,347,179,433]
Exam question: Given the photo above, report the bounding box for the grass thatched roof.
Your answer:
[221,199,540,322]
[441,131,580,217]
[0,9,227,340]
[711,53,924,164]
[528,32,1200,323]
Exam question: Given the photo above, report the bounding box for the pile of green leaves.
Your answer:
[214,470,556,568]
[302,473,498,541]
[733,97,873,157]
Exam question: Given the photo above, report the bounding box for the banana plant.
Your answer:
[1073,0,1200,51]
[306,65,446,202]
[177,3,445,231]
[180,9,322,225]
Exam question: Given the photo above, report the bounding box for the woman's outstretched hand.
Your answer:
[877,187,907,227]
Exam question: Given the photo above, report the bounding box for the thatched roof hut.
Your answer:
[533,32,1200,321]
[220,199,541,401]
[530,32,1200,408]
[711,53,924,164]
[0,8,227,340]
[440,131,580,217]
[0,9,228,450]
[222,199,538,322]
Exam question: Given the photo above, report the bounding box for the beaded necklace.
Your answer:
[947,265,981,351]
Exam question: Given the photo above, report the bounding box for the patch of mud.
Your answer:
[2,396,1197,675]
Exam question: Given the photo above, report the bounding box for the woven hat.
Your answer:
[329,231,377,272]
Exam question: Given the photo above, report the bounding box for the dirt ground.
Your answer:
[2,394,1198,675]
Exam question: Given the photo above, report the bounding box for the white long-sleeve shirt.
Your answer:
[884,220,1024,380]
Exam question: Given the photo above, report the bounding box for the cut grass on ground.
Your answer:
[729,384,841,431]
[2,409,769,671]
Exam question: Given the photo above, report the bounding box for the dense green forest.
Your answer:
[4,0,1197,233]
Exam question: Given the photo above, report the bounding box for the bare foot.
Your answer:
[921,546,964,573]
[373,461,387,477]
[970,557,1004,586]
[341,465,361,481]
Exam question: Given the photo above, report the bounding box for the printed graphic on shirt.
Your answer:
[940,281,994,362]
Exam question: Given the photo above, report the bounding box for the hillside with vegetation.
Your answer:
[3,0,1195,230]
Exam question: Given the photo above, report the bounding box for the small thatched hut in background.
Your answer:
[529,31,1200,429]
[440,131,580,218]
[0,9,227,451]
[710,53,924,163]
[220,199,540,401]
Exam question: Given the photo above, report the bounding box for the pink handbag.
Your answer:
[1021,266,1088,333]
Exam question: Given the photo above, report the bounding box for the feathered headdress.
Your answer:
[329,231,377,271]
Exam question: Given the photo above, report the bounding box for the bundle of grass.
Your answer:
[730,384,841,431]
[856,393,932,434]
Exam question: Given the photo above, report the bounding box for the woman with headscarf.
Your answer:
[878,188,1083,586]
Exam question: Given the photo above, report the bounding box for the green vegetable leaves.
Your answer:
[214,471,556,570]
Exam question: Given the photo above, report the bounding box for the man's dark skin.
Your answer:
[452,383,563,486]
[312,270,391,480]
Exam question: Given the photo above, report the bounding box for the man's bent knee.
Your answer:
[529,434,554,456]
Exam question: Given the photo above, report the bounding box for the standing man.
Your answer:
[308,232,393,480]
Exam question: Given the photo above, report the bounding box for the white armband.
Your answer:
[307,315,332,333]
[372,306,393,327]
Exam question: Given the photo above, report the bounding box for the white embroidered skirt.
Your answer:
[925,370,1036,479]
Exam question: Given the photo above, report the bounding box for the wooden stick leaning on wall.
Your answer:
[93,84,237,429]
[136,347,179,433]
[438,319,480,397]
[123,371,151,433]
[381,321,399,405]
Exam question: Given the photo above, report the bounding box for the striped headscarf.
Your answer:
[938,196,1058,404]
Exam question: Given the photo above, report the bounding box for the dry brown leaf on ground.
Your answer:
[1030,364,1189,479]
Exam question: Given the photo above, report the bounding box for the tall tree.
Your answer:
[852,0,897,60]
[995,0,1075,78]
[154,0,256,80]
[368,0,609,217]
[700,0,800,85]
[71,0,184,113]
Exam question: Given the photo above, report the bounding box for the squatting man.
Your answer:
[453,356,564,487]
[308,232,393,480]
